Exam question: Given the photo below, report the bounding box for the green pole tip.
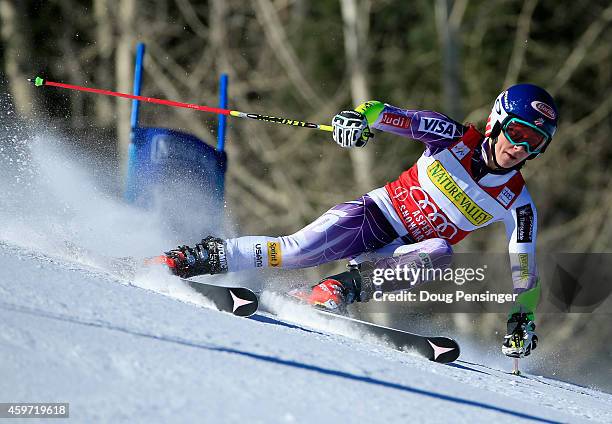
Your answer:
[34,76,44,87]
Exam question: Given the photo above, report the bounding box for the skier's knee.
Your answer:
[426,238,453,268]
[394,238,453,269]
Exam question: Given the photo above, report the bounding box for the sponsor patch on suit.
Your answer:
[516,204,534,243]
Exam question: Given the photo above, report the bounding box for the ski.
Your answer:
[281,290,460,363]
[183,279,259,317]
[310,308,460,363]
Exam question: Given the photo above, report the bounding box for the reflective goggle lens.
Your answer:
[503,119,549,154]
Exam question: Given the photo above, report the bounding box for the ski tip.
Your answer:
[28,76,45,87]
[426,337,461,363]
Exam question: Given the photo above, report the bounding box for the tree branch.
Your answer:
[503,0,538,88]
[550,3,612,95]
[253,0,325,108]
[174,0,208,39]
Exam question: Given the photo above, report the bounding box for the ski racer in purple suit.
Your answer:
[163,84,559,358]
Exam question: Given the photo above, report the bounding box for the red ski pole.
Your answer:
[31,76,333,132]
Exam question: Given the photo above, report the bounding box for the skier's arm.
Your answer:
[503,190,540,322]
[354,100,465,147]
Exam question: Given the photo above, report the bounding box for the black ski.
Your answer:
[310,308,460,363]
[183,279,259,317]
[282,290,460,363]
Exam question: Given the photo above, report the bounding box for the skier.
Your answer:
[162,83,558,358]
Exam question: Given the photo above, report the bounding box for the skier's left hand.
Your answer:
[502,312,538,357]
[332,110,373,148]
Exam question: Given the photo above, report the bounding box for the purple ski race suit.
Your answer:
[223,103,539,302]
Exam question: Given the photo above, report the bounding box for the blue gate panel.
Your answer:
[125,127,227,207]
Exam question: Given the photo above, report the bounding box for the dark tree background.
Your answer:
[1,0,611,390]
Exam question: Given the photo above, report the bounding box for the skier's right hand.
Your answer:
[332,110,373,148]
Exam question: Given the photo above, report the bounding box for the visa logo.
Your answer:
[418,118,456,138]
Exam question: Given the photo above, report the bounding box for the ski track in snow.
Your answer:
[1,129,611,423]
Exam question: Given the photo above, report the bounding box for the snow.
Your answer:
[1,242,611,423]
[0,132,611,423]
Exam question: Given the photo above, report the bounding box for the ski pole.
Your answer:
[29,76,333,132]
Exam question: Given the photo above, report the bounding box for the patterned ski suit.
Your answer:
[224,101,541,317]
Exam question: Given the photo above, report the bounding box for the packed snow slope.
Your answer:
[1,241,611,424]
[0,127,610,423]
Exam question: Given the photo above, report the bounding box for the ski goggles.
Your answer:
[502,118,550,154]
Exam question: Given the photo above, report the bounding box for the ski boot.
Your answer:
[290,262,374,312]
[163,236,228,278]
[502,312,538,358]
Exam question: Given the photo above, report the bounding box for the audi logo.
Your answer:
[408,186,458,239]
